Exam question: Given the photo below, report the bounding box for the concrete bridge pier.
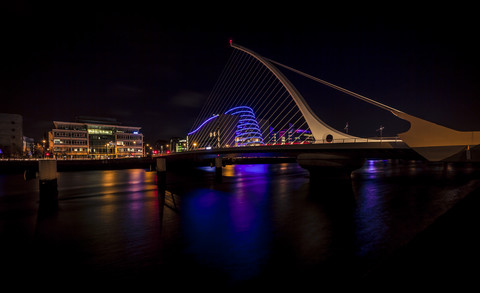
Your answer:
[38,160,58,206]
[296,153,365,181]
[156,158,167,190]
[214,156,223,181]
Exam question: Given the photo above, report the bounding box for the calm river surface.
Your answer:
[1,160,479,289]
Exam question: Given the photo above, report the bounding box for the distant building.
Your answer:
[49,117,143,159]
[270,124,314,144]
[0,113,23,157]
[23,136,35,157]
[170,137,187,153]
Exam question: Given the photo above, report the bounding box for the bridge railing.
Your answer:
[183,137,404,151]
[259,137,402,146]
[314,137,402,144]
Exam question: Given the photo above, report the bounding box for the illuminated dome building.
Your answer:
[225,106,264,147]
[187,106,264,149]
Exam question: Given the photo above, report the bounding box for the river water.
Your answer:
[1,160,479,289]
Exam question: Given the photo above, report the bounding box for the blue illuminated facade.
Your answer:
[188,106,264,149]
[225,106,264,146]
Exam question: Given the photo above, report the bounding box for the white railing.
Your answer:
[313,137,402,144]
[256,137,402,146]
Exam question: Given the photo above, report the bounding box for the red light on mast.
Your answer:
[229,39,233,45]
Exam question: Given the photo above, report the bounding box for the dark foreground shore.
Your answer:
[361,185,480,289]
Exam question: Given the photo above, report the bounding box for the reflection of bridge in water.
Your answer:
[169,41,480,176]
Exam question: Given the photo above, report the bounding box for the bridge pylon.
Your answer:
[188,41,480,163]
[229,42,357,144]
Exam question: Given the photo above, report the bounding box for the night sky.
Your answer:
[2,3,479,142]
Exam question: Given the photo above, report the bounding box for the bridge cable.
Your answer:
[189,48,314,149]
[265,58,403,114]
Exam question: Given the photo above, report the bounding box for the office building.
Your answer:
[49,117,143,159]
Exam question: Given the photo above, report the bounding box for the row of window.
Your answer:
[55,125,141,134]
[54,139,88,145]
[55,125,87,131]
[117,148,143,153]
[53,147,87,152]
[54,131,87,138]
[53,139,142,146]
[117,134,143,140]
[53,147,141,153]
[117,141,141,146]
[53,132,141,140]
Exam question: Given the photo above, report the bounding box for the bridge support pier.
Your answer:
[215,156,222,180]
[156,158,167,190]
[297,153,365,180]
[38,160,58,206]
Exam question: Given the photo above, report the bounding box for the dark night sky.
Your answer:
[2,3,479,142]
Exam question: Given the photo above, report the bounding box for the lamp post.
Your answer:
[376,125,384,139]
[42,139,46,158]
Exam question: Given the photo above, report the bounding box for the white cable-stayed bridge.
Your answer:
[167,41,480,175]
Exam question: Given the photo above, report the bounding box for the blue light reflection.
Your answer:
[181,165,272,283]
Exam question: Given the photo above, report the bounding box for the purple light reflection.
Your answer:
[181,165,272,282]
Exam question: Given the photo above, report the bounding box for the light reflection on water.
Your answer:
[353,160,480,262]
[1,161,479,288]
[182,164,274,283]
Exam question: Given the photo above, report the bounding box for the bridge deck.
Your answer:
[165,141,423,167]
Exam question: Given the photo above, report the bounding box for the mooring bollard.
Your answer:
[38,160,58,204]
[156,158,167,190]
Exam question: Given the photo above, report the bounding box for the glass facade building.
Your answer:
[49,118,143,159]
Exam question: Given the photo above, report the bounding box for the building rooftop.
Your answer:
[75,116,121,125]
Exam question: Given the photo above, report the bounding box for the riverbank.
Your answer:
[0,156,298,174]
[0,158,156,174]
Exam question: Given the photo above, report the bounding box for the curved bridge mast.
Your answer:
[229,41,357,143]
[230,41,480,162]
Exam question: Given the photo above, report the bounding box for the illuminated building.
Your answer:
[187,106,264,149]
[49,117,143,159]
[23,136,35,157]
[225,106,264,146]
[169,137,187,153]
[0,113,23,157]
[187,114,238,150]
[270,124,314,144]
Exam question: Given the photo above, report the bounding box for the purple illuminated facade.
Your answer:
[225,106,264,147]
[188,106,264,149]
